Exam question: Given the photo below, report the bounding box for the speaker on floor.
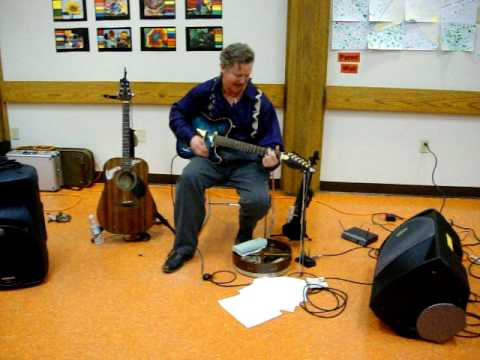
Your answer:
[0,159,49,289]
[370,208,470,343]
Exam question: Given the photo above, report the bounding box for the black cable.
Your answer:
[456,312,480,339]
[324,276,373,286]
[300,284,349,319]
[424,143,447,214]
[313,245,379,259]
[169,154,178,208]
[196,247,252,288]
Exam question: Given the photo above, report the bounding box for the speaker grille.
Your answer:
[375,217,435,277]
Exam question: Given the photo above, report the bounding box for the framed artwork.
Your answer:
[140,0,176,19]
[141,27,176,51]
[52,0,87,21]
[186,27,223,51]
[97,27,132,51]
[185,0,222,19]
[95,0,130,20]
[55,28,90,52]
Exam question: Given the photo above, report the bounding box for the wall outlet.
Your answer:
[419,140,429,153]
[10,128,20,140]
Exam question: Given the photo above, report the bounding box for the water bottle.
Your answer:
[88,214,104,245]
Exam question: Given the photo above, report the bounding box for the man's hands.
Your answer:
[262,146,280,169]
[190,135,209,157]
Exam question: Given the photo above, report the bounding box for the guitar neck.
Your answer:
[122,101,131,163]
[214,134,268,156]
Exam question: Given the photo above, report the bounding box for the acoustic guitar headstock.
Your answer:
[118,67,133,101]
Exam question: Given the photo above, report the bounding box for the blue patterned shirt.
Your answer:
[169,77,283,151]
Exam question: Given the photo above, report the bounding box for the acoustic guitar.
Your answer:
[176,113,315,172]
[97,69,154,235]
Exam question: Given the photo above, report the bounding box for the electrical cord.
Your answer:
[424,143,447,214]
[197,247,252,287]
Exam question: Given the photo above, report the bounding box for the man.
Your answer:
[164,43,283,273]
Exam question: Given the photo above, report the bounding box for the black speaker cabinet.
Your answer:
[370,209,470,343]
[0,161,49,289]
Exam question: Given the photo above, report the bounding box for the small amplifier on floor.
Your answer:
[341,227,378,246]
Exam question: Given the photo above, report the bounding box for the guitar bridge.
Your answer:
[119,200,136,207]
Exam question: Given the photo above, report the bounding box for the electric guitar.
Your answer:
[176,113,314,172]
[97,69,155,235]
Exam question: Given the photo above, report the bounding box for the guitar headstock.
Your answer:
[118,67,133,101]
[280,152,315,173]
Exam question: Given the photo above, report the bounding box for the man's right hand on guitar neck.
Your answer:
[190,135,209,158]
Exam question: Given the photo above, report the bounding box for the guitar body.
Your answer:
[97,157,154,234]
[176,113,233,163]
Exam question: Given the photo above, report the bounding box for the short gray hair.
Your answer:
[220,43,255,68]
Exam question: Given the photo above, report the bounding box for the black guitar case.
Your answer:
[0,158,49,289]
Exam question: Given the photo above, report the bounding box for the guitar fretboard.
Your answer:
[122,101,132,168]
[214,135,268,156]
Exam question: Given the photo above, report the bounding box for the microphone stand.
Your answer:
[295,167,316,273]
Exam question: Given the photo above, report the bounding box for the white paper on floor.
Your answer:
[218,276,307,328]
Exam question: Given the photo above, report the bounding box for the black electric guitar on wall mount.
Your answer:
[97,68,155,235]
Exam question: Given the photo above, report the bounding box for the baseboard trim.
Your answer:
[94,173,478,197]
[320,181,480,198]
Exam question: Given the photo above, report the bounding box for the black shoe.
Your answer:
[162,250,193,273]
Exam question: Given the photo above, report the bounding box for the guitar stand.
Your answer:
[294,168,317,270]
[124,232,151,242]
[154,209,175,235]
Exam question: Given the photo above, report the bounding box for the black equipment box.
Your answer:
[0,158,49,289]
[57,147,96,189]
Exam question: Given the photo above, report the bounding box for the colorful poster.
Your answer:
[97,27,132,51]
[185,0,222,19]
[55,28,89,51]
[186,27,223,51]
[95,0,130,20]
[52,0,87,21]
[141,27,176,50]
[140,0,176,19]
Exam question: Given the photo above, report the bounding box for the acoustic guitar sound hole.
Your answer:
[116,171,136,191]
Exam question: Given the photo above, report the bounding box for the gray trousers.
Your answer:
[173,155,271,256]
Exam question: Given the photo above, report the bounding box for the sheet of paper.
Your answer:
[368,22,440,50]
[403,23,439,50]
[332,21,370,50]
[474,25,480,60]
[218,277,307,328]
[441,22,476,51]
[332,0,369,21]
[368,22,405,50]
[405,0,441,22]
[369,0,405,22]
[441,0,478,24]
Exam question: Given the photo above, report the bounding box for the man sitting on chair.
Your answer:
[163,43,283,273]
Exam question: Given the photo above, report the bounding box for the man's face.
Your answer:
[221,62,253,95]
